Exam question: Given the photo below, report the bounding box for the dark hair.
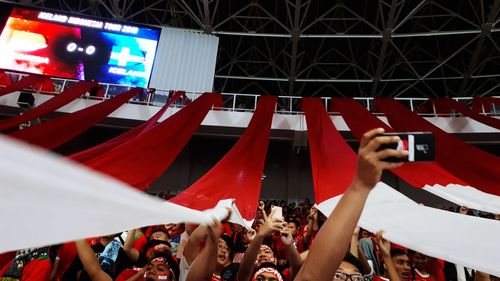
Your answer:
[343,252,367,275]
[390,248,407,258]
[144,239,172,253]
[220,234,235,259]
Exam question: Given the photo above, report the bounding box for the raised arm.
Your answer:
[280,226,303,279]
[237,208,285,281]
[123,229,140,262]
[182,224,208,266]
[294,128,406,281]
[185,220,221,281]
[75,240,112,281]
[376,231,401,281]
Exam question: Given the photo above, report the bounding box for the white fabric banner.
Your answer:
[423,184,500,214]
[317,182,500,276]
[0,136,223,254]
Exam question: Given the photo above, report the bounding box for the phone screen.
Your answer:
[378,132,435,162]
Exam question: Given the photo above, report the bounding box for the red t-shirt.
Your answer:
[0,258,52,281]
[0,252,15,270]
[116,268,143,281]
[413,269,436,281]
[373,275,390,281]
[53,242,77,281]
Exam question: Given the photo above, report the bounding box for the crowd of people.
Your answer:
[0,129,498,281]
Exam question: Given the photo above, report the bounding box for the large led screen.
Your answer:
[0,7,160,88]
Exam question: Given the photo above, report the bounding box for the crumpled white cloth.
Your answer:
[423,184,500,214]
[317,182,500,276]
[0,135,226,253]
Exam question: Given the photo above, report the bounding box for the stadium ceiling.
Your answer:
[8,0,500,97]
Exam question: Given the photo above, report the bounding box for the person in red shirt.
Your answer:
[412,252,436,281]
[76,239,179,281]
[0,247,52,281]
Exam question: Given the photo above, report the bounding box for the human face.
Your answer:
[256,245,275,266]
[287,222,298,237]
[144,258,174,281]
[333,261,364,281]
[413,252,428,271]
[151,231,169,241]
[217,239,231,268]
[392,254,411,280]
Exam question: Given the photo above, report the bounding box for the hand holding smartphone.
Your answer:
[377,132,435,162]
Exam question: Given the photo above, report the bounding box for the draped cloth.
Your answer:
[317,183,500,277]
[472,96,500,114]
[432,97,500,129]
[0,74,46,97]
[0,135,222,254]
[170,96,277,223]
[374,98,500,196]
[302,97,357,202]
[68,91,186,163]
[332,98,500,213]
[0,81,97,131]
[9,88,141,150]
[84,93,222,190]
[302,98,500,276]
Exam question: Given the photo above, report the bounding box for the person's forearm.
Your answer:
[185,239,217,281]
[286,243,303,279]
[294,179,371,281]
[381,254,401,281]
[75,240,112,281]
[350,234,359,258]
[237,233,265,281]
[184,224,208,265]
[123,229,136,251]
[123,229,139,262]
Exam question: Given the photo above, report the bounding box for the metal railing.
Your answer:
[2,71,499,117]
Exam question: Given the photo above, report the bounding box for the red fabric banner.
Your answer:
[84,93,222,190]
[69,91,185,163]
[332,98,467,188]
[9,88,140,149]
[169,96,276,220]
[0,74,46,97]
[374,98,500,195]
[302,97,357,203]
[472,96,500,113]
[0,81,96,131]
[0,72,12,87]
[432,97,500,129]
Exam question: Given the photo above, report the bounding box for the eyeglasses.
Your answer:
[334,271,368,281]
[218,244,229,252]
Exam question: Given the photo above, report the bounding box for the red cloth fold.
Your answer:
[302,97,357,203]
[69,91,185,163]
[9,88,140,149]
[332,98,467,188]
[374,98,500,195]
[84,93,222,190]
[0,72,12,87]
[0,74,46,97]
[0,81,97,131]
[169,96,276,220]
[472,96,500,114]
[432,97,500,129]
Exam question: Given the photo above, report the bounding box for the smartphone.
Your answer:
[271,205,283,220]
[377,132,435,162]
